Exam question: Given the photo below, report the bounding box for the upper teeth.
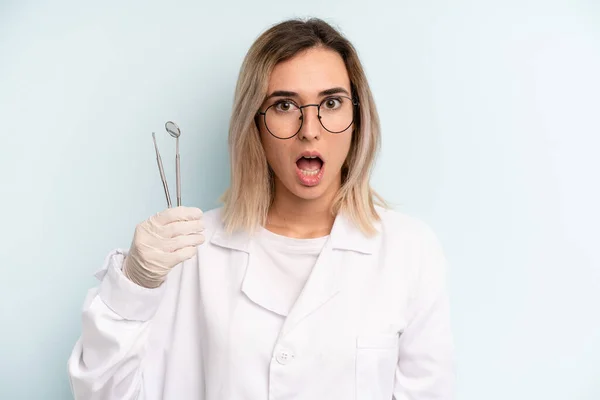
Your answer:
[304,156,317,159]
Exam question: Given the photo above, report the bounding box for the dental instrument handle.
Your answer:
[159,154,172,208]
[176,137,181,207]
[153,132,172,208]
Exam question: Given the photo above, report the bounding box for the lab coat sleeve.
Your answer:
[393,226,456,400]
[67,249,167,400]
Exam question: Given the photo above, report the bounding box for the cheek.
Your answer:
[259,124,275,160]
[331,132,353,165]
[260,132,290,171]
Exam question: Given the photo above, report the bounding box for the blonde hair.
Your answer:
[220,17,387,236]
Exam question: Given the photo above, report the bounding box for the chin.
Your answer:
[289,174,340,202]
[291,185,327,201]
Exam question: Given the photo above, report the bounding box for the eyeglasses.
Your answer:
[257,95,359,139]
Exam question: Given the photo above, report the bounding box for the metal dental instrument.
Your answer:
[165,121,182,207]
[151,121,182,208]
[152,131,172,208]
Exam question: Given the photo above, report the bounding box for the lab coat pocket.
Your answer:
[355,334,399,400]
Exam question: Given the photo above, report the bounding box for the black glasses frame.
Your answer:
[256,95,360,140]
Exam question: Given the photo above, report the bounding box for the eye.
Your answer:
[274,100,298,112]
[323,97,342,110]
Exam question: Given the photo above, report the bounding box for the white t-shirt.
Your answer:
[252,227,329,316]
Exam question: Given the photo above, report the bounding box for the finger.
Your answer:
[153,206,203,226]
[171,245,199,265]
[161,219,204,238]
[160,233,205,253]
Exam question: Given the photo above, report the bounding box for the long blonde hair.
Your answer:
[221,18,386,236]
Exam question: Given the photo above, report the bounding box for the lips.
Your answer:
[295,150,324,163]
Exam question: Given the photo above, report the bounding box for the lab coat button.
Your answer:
[276,350,294,365]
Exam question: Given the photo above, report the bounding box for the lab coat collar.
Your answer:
[210,210,379,254]
[209,209,381,336]
[329,210,379,254]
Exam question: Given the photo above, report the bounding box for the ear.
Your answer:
[254,114,261,132]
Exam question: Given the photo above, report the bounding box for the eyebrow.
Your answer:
[265,87,350,100]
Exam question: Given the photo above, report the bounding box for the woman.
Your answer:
[68,18,455,400]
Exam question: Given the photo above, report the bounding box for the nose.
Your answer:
[298,104,321,141]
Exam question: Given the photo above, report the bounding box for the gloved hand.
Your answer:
[122,206,205,288]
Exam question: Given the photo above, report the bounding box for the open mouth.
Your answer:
[295,152,325,187]
[296,155,324,176]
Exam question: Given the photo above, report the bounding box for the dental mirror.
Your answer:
[165,121,181,138]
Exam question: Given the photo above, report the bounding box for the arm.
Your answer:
[393,227,456,400]
[67,249,167,400]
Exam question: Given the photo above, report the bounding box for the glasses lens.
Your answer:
[264,101,302,139]
[319,96,354,133]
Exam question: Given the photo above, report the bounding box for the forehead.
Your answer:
[267,47,350,96]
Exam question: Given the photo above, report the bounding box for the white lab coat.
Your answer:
[67,206,455,400]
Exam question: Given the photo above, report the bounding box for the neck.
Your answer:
[266,180,339,239]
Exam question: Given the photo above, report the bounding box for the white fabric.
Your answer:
[252,227,327,316]
[67,206,455,400]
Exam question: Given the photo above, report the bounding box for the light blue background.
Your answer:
[1,0,599,399]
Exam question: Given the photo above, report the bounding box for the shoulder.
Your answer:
[200,206,225,234]
[375,206,445,252]
[375,207,450,286]
[376,206,439,240]
[201,206,224,224]
[197,206,251,253]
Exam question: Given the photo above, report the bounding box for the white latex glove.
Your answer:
[123,206,205,288]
